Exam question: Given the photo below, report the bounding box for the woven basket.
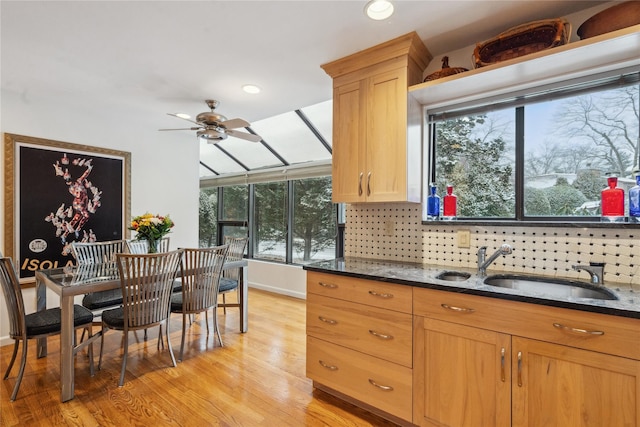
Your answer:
[473,18,571,68]
[423,56,469,82]
[577,1,640,39]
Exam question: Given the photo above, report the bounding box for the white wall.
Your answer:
[247,259,307,299]
[0,89,200,345]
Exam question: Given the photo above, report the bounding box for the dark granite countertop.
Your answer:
[303,257,640,319]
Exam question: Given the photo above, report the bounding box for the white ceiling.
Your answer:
[1,0,607,173]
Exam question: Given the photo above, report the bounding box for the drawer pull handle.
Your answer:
[441,303,475,313]
[318,316,337,325]
[517,351,523,387]
[318,360,338,371]
[358,172,364,196]
[552,322,604,336]
[369,290,393,299]
[368,379,393,391]
[318,281,338,289]
[500,347,506,382]
[366,172,372,196]
[369,330,393,340]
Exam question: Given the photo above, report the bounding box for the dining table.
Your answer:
[34,258,248,402]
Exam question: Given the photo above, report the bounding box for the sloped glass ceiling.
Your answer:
[199,99,332,178]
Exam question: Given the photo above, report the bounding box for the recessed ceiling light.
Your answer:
[365,0,394,20]
[242,84,261,94]
[175,113,191,119]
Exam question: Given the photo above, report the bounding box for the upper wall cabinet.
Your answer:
[322,32,431,203]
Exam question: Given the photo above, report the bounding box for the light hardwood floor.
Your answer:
[1,289,398,426]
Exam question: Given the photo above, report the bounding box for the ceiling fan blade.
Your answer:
[167,113,200,125]
[226,129,262,142]
[220,118,250,129]
[158,127,202,131]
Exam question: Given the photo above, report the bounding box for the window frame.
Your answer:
[422,72,640,228]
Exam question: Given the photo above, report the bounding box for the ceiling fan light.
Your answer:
[197,129,227,141]
[365,0,394,20]
[175,113,191,119]
[242,84,261,94]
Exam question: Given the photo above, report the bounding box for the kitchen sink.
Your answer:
[483,274,618,300]
[436,271,471,282]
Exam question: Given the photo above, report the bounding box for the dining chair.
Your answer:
[72,240,127,313]
[0,257,94,401]
[170,245,228,361]
[125,237,171,254]
[98,249,184,387]
[218,236,248,315]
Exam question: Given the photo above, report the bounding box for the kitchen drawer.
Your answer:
[307,271,412,313]
[306,335,412,422]
[414,287,640,360]
[307,293,412,367]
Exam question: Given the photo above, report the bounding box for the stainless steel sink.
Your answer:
[483,274,617,300]
[436,271,471,282]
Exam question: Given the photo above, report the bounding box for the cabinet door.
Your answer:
[366,68,407,202]
[512,337,640,427]
[414,317,511,427]
[332,80,366,203]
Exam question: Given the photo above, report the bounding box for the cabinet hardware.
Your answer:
[318,360,338,371]
[369,330,393,340]
[441,303,475,313]
[366,172,372,196]
[517,351,523,387]
[500,347,506,382]
[318,281,338,289]
[368,379,393,391]
[552,322,604,336]
[318,316,337,325]
[358,172,363,196]
[368,290,393,298]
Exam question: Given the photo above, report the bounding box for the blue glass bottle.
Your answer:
[427,183,440,221]
[629,174,640,223]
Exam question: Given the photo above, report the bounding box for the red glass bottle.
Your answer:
[601,176,625,222]
[443,185,457,220]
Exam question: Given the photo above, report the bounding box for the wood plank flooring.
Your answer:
[1,289,398,426]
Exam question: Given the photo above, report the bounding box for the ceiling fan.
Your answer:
[159,99,262,143]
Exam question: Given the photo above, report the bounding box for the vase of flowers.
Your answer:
[128,213,174,253]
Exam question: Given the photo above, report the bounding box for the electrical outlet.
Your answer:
[384,220,395,236]
[457,230,470,248]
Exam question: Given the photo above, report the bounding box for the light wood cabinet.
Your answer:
[305,271,413,423]
[322,32,431,203]
[414,287,640,427]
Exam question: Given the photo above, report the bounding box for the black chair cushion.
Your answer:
[82,289,123,310]
[25,305,94,337]
[170,293,183,312]
[219,277,238,293]
[101,306,125,329]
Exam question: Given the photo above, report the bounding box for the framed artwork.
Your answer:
[3,133,131,285]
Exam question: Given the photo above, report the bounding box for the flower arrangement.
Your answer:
[129,213,174,252]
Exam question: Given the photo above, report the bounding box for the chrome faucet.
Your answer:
[572,262,605,285]
[477,244,513,277]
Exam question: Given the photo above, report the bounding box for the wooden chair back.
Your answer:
[179,245,228,314]
[71,240,126,265]
[116,250,183,330]
[222,236,248,281]
[0,258,26,340]
[125,237,170,254]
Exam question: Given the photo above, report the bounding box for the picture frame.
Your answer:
[3,133,131,285]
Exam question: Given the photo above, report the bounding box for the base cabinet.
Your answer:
[413,317,511,426]
[414,287,640,427]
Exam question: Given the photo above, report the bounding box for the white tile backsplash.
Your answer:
[344,202,639,290]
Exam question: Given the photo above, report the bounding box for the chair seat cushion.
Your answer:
[25,305,94,336]
[101,306,125,329]
[170,293,183,312]
[219,277,238,293]
[172,278,182,293]
[82,289,123,310]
